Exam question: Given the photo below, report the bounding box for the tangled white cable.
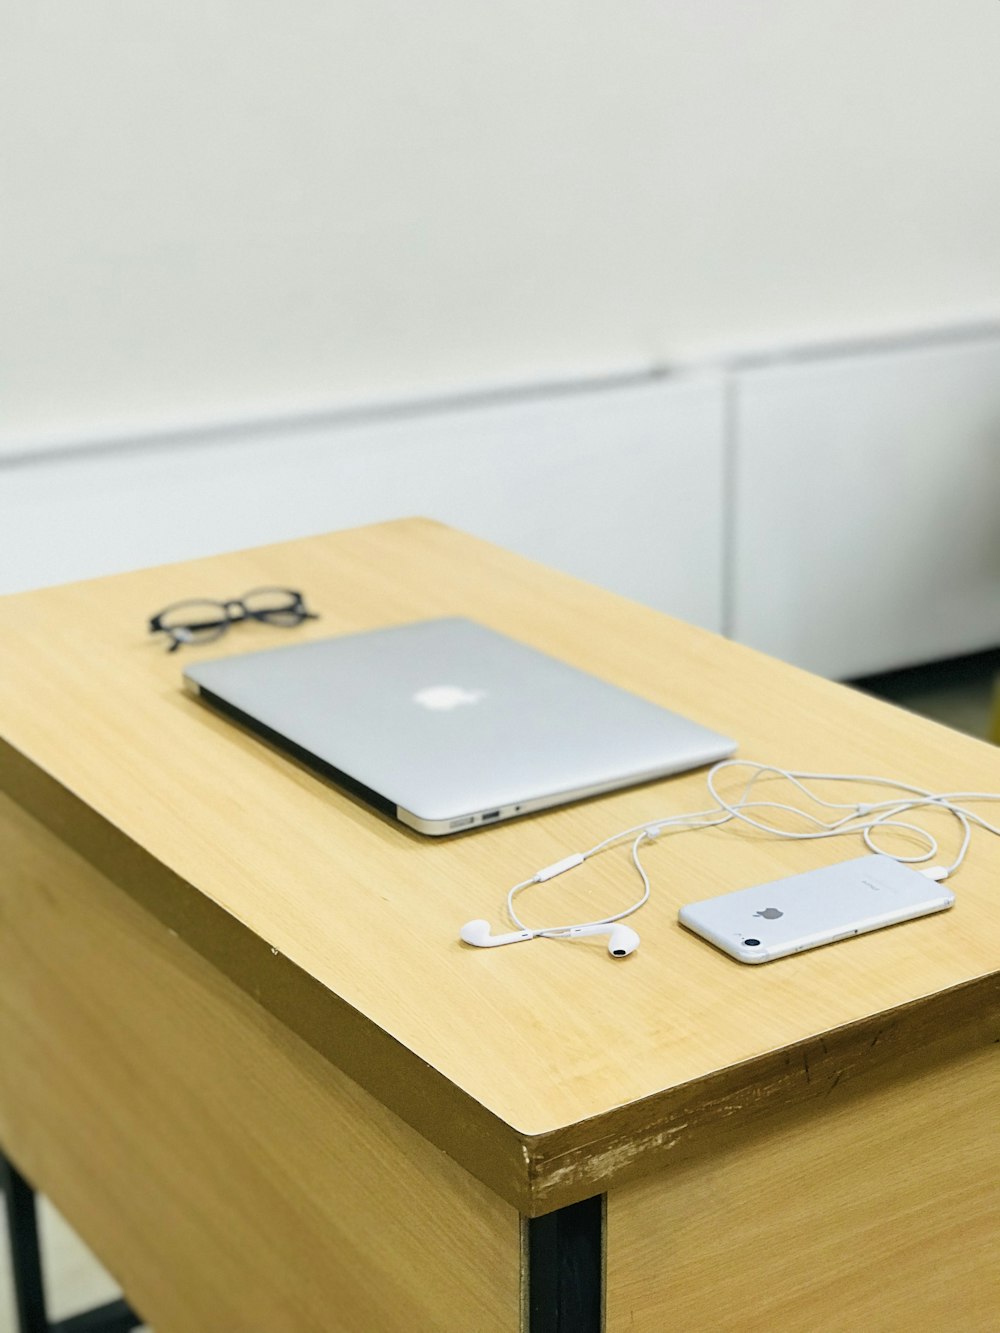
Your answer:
[459,759,1000,958]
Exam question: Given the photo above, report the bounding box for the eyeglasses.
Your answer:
[149,587,318,652]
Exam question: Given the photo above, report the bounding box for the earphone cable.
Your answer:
[500,760,1000,939]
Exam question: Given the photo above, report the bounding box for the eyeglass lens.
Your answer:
[156,599,232,645]
[240,587,306,625]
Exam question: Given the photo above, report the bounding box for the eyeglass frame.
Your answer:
[148,587,318,652]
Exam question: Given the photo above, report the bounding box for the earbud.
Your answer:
[459,918,639,956]
[460,919,535,948]
[561,923,640,957]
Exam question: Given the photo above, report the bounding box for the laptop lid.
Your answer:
[182,617,736,835]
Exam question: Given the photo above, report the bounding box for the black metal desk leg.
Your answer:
[1,1148,49,1333]
[526,1193,604,1333]
[1,1148,143,1333]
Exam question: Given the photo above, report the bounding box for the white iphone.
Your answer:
[678,853,955,964]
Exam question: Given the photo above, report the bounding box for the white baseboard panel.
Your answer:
[731,334,1000,678]
[0,372,727,634]
[7,323,1000,679]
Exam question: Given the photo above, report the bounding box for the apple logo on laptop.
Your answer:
[412,685,488,711]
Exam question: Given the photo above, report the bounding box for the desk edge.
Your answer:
[5,738,999,1218]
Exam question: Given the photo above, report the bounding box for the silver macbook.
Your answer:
[182,617,736,835]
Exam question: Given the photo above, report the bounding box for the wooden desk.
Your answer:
[1,518,998,1331]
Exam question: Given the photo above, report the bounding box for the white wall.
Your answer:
[5,6,1000,677]
[4,1,1000,446]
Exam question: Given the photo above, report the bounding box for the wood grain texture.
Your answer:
[0,793,519,1333]
[2,517,1000,1213]
[606,1017,1000,1330]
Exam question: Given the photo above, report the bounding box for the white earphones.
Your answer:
[561,923,640,956]
[458,757,1000,966]
[459,834,653,960]
[460,919,640,957]
[459,920,533,948]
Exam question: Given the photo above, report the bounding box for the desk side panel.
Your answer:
[605,1025,1000,1331]
[0,794,520,1333]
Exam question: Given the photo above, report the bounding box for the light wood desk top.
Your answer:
[2,518,999,1215]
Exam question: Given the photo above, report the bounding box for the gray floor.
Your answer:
[1,665,995,1333]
